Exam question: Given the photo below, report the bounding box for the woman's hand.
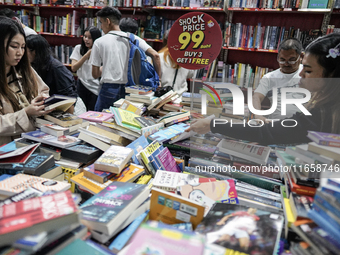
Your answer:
[85,49,92,60]
[25,95,54,117]
[186,118,211,134]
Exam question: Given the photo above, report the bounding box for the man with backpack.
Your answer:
[90,7,161,112]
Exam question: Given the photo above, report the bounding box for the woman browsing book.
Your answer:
[0,17,51,146]
[70,26,102,111]
[188,33,340,145]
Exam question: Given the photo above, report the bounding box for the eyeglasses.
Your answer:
[277,55,300,65]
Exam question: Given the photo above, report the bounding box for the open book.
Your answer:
[44,94,77,112]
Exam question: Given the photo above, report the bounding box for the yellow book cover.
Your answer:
[119,100,142,115]
[149,188,205,229]
[136,175,152,185]
[118,108,141,129]
[71,172,111,194]
[111,164,145,183]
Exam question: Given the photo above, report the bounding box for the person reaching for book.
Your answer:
[187,33,340,145]
[0,17,52,146]
[70,26,102,111]
[158,29,196,96]
[26,35,86,115]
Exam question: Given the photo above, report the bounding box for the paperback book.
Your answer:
[307,131,340,148]
[83,164,116,184]
[43,94,76,112]
[22,130,80,148]
[78,111,114,123]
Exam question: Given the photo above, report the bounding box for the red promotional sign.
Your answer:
[167,12,222,70]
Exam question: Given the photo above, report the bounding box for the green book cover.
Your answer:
[308,0,329,8]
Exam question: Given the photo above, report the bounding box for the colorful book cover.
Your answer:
[149,187,205,229]
[122,222,205,255]
[117,108,141,129]
[0,143,39,165]
[94,145,133,174]
[307,131,340,148]
[110,164,145,183]
[141,141,164,173]
[196,203,283,254]
[148,123,189,143]
[83,164,116,184]
[22,130,80,148]
[71,172,111,194]
[78,111,113,123]
[0,191,77,236]
[0,174,70,197]
[141,122,164,138]
[80,182,148,235]
[134,116,156,127]
[155,147,181,173]
[126,135,149,165]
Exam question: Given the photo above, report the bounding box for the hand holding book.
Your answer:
[25,94,54,117]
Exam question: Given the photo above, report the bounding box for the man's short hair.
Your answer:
[119,17,138,34]
[278,38,303,55]
[0,8,18,18]
[96,7,121,26]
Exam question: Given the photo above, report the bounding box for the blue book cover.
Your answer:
[308,208,340,241]
[80,182,147,225]
[313,202,340,231]
[0,174,12,182]
[109,210,149,251]
[320,185,340,201]
[126,135,149,165]
[148,145,164,172]
[149,123,189,143]
[314,192,340,219]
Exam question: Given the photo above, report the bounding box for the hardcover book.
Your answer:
[149,187,205,229]
[94,145,134,174]
[195,203,283,254]
[307,131,340,148]
[0,173,70,197]
[78,111,114,123]
[80,182,149,236]
[61,142,102,163]
[83,164,116,184]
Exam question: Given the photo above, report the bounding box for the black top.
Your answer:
[39,56,77,98]
[210,106,333,145]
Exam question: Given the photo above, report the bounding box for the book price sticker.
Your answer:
[168,12,222,70]
[176,210,191,222]
[180,203,198,216]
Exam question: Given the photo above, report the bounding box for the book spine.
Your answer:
[313,202,340,231]
[314,193,340,219]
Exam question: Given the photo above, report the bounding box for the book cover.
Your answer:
[148,123,189,143]
[289,193,313,221]
[61,143,102,163]
[110,164,145,183]
[307,131,340,148]
[196,203,283,254]
[80,182,149,235]
[140,141,164,175]
[308,142,340,161]
[0,187,43,207]
[94,145,133,174]
[83,164,116,184]
[22,130,80,149]
[0,143,40,165]
[144,15,163,39]
[78,111,113,123]
[40,124,69,137]
[0,191,78,247]
[0,174,71,197]
[149,188,205,229]
[126,135,149,165]
[44,111,83,127]
[134,116,157,127]
[155,147,181,173]
[119,100,142,115]
[117,108,141,129]
[141,122,164,138]
[125,85,153,94]
[122,222,205,255]
[308,0,329,8]
[71,172,112,194]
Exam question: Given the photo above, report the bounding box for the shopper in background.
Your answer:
[71,26,102,111]
[158,29,196,96]
[0,8,37,36]
[90,7,161,112]
[26,35,85,114]
[0,17,50,146]
[119,17,138,34]
[188,33,340,145]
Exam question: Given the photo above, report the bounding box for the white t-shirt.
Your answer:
[90,31,151,85]
[159,52,196,96]
[255,65,303,119]
[23,26,37,36]
[70,45,101,96]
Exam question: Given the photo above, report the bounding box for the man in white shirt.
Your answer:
[90,7,161,111]
[252,38,304,122]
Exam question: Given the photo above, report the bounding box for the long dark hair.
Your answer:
[80,26,101,56]
[26,34,52,75]
[0,17,38,111]
[305,33,340,133]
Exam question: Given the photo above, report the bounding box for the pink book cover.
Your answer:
[78,111,114,123]
[124,223,205,255]
[155,147,181,173]
[0,174,71,197]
